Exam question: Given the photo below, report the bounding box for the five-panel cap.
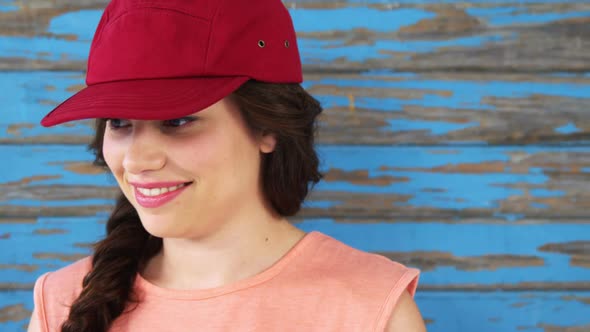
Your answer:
[40,0,302,127]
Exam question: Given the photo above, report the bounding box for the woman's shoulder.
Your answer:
[289,232,420,329]
[33,256,92,317]
[302,231,420,295]
[38,255,93,290]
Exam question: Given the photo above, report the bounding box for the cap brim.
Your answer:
[40,76,250,127]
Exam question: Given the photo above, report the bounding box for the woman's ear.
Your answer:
[259,132,277,154]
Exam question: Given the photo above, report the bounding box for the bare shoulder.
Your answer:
[385,290,427,332]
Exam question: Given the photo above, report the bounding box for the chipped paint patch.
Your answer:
[0,0,16,12]
[466,7,590,26]
[289,7,435,33]
[47,161,106,175]
[0,35,89,61]
[323,168,408,186]
[378,251,545,272]
[47,10,102,41]
[0,303,30,323]
[539,242,590,268]
[1,175,62,186]
[561,295,590,305]
[398,6,482,38]
[555,123,582,134]
[387,118,479,135]
[537,323,590,332]
[0,218,36,224]
[6,123,34,137]
[32,228,68,235]
[0,264,38,272]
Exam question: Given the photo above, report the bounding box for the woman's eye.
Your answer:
[106,118,130,130]
[163,117,196,127]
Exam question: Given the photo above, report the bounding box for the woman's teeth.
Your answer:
[136,183,188,197]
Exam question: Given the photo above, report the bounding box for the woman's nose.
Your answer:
[122,128,166,174]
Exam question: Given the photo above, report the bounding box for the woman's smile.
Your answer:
[132,182,193,208]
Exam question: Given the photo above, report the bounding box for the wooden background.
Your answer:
[1,0,590,331]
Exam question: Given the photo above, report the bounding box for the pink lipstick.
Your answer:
[132,182,192,208]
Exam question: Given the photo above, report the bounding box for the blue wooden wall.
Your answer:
[2,0,590,331]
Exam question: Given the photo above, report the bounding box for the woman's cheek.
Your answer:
[102,137,125,177]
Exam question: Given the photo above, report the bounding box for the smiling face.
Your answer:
[102,97,277,239]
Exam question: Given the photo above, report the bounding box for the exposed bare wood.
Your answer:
[539,241,590,268]
[0,304,30,323]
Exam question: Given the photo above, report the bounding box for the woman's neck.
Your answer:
[140,216,305,290]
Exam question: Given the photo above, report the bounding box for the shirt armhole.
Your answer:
[33,272,51,332]
[373,267,420,332]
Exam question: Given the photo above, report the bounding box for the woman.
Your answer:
[28,0,426,331]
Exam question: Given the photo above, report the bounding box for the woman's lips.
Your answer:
[133,182,192,208]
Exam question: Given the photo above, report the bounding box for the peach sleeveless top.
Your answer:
[33,231,420,332]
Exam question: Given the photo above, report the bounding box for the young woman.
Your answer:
[28,0,426,331]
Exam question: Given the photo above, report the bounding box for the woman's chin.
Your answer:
[139,217,181,238]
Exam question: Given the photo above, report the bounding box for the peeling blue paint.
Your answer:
[289,8,435,33]
[555,122,581,134]
[299,33,507,63]
[0,72,83,124]
[313,77,590,110]
[530,202,549,209]
[0,4,16,11]
[302,200,341,209]
[297,219,587,257]
[297,219,590,284]
[2,199,116,207]
[387,119,479,135]
[493,212,525,222]
[361,70,417,78]
[0,145,111,186]
[0,36,89,61]
[47,10,102,41]
[0,291,33,332]
[530,189,566,198]
[6,145,583,213]
[343,0,590,2]
[418,291,590,332]
[312,94,404,112]
[0,217,103,283]
[466,7,590,26]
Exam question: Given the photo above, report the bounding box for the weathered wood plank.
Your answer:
[4,145,590,221]
[2,72,590,145]
[2,2,590,72]
[2,215,589,287]
[0,290,32,332]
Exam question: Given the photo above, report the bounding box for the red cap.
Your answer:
[40,0,302,127]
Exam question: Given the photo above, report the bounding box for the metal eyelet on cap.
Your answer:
[258,40,265,48]
[284,40,290,48]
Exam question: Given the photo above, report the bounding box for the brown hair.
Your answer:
[60,81,323,331]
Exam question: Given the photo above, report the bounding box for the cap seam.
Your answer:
[203,0,225,71]
[105,5,211,33]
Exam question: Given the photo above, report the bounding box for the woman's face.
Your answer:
[102,97,276,238]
